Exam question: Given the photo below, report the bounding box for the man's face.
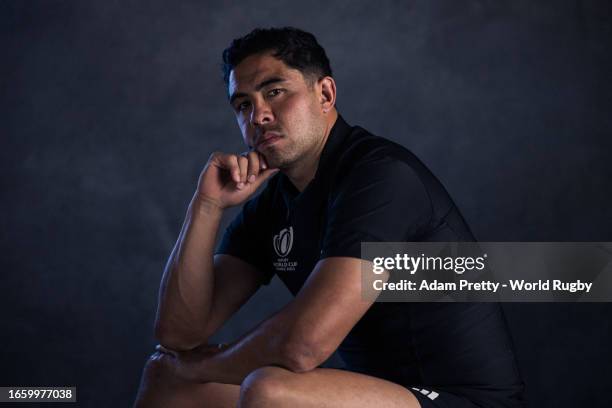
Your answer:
[228,52,326,169]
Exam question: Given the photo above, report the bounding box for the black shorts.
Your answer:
[333,369,523,408]
[408,385,523,408]
[338,303,525,408]
[410,386,480,408]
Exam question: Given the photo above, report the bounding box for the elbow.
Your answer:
[154,322,206,352]
[280,338,333,373]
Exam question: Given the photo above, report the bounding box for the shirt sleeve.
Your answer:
[215,197,275,285]
[320,157,433,260]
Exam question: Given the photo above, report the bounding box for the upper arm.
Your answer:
[276,158,429,367]
[201,254,265,339]
[205,191,276,339]
[277,256,378,369]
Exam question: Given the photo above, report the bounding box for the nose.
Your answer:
[250,99,273,127]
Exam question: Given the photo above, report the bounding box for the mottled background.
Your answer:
[1,1,611,407]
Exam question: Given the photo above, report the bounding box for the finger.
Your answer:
[258,152,269,170]
[249,168,279,190]
[246,151,260,182]
[216,153,241,184]
[237,155,248,188]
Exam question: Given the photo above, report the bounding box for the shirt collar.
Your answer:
[313,114,352,181]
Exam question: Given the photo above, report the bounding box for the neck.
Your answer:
[285,110,338,192]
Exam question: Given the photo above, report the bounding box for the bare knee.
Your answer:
[134,353,175,407]
[140,353,175,388]
[135,353,240,408]
[135,353,198,407]
[138,354,164,389]
[239,366,294,408]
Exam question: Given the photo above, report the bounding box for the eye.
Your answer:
[267,88,283,97]
[236,100,251,112]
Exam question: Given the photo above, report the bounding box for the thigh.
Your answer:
[240,366,422,408]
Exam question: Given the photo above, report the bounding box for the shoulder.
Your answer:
[320,128,436,255]
[331,126,431,199]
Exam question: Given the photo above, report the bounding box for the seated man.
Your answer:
[134,27,524,408]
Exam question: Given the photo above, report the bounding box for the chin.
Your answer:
[262,150,294,170]
[265,157,288,170]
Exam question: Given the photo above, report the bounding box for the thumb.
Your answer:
[250,167,279,189]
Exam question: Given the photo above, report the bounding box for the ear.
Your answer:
[318,76,336,114]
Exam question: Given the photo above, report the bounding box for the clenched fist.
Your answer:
[195,150,279,209]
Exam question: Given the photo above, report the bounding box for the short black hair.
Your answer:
[222,27,333,86]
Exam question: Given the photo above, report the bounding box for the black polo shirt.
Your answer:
[217,115,475,292]
[216,115,524,407]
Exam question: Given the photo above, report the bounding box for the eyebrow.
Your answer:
[229,76,287,105]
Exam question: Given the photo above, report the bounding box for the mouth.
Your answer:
[256,131,282,149]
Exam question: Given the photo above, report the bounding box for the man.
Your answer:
[135,27,524,407]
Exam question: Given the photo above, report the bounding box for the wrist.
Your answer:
[192,195,225,217]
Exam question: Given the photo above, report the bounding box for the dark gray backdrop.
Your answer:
[2,1,611,407]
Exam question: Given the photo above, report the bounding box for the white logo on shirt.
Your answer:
[273,226,294,257]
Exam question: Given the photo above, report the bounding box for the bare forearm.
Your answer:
[155,195,224,349]
[193,259,369,383]
[195,311,323,384]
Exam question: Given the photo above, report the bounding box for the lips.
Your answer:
[256,131,282,149]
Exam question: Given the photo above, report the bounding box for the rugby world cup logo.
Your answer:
[273,227,294,257]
